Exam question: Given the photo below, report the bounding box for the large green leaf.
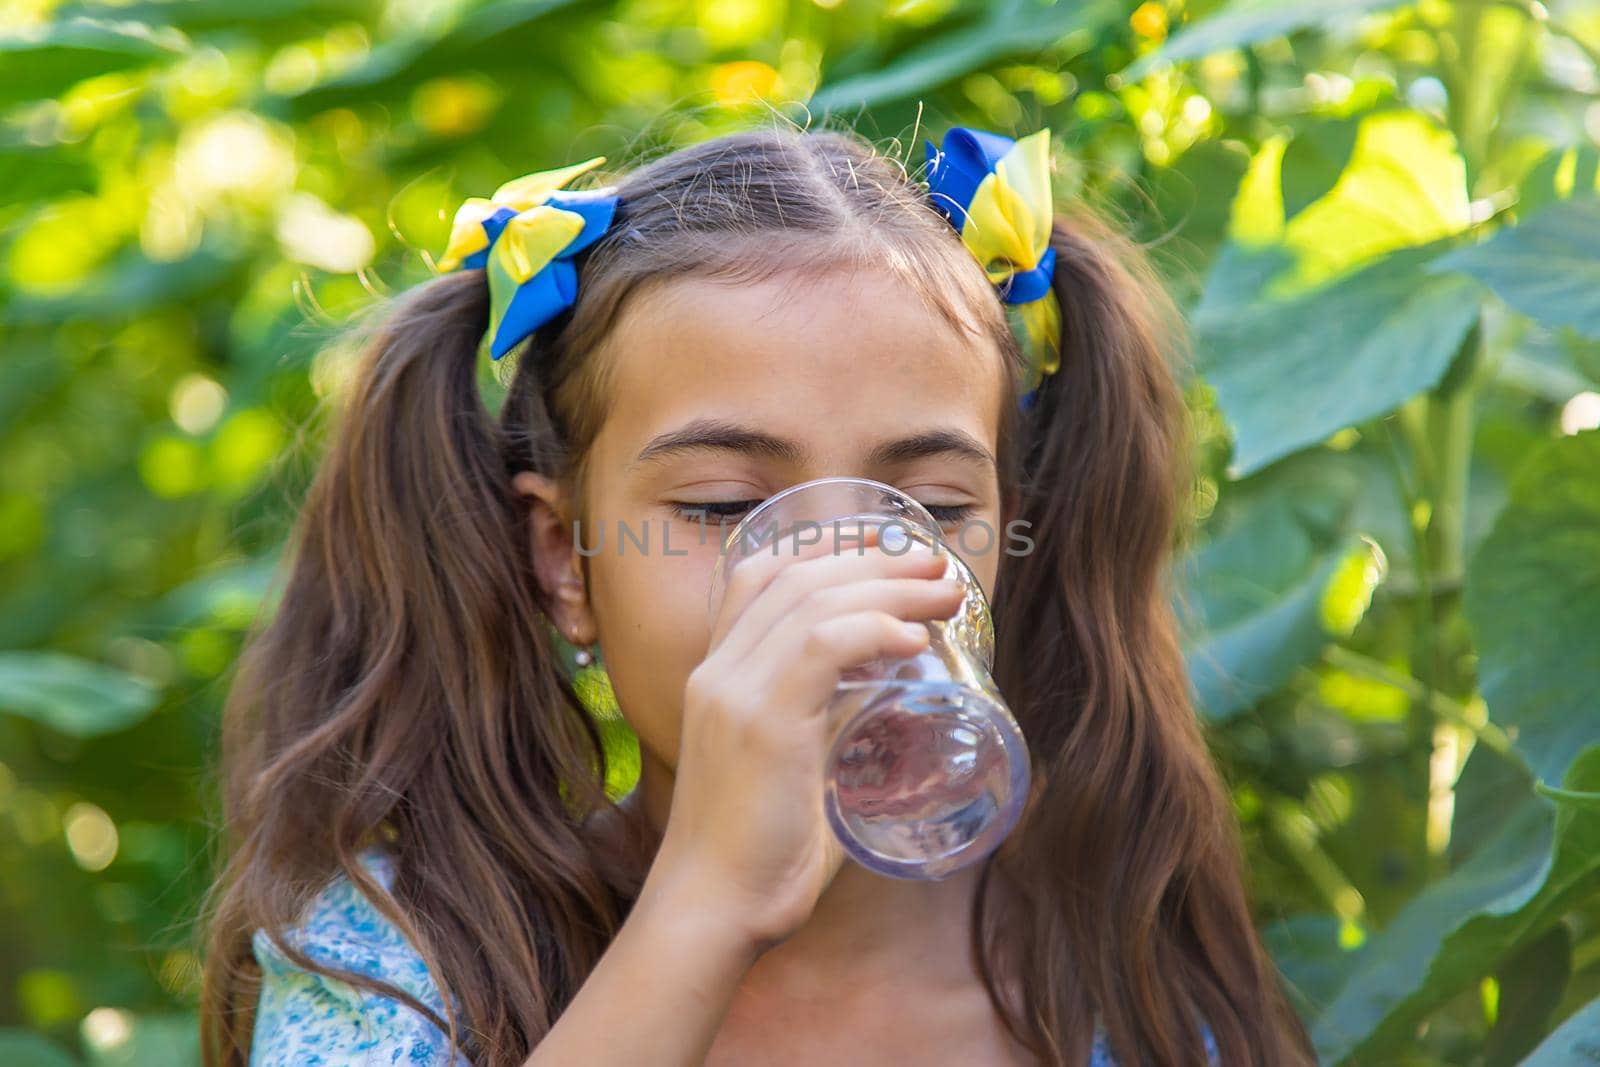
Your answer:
[1311,746,1600,1064]
[0,144,95,203]
[0,18,185,109]
[59,0,380,36]
[1261,914,1367,1024]
[3,247,239,325]
[810,0,1120,113]
[1522,993,1600,1066]
[1431,197,1600,339]
[1119,0,1416,81]
[0,651,162,738]
[280,0,585,115]
[1178,477,1379,720]
[1465,430,1600,787]
[1195,242,1482,476]
[1482,923,1571,1066]
[1278,115,1361,220]
[0,1030,78,1067]
[1145,139,1252,301]
[1219,110,1471,295]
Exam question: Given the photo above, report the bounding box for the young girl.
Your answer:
[199,118,1315,1066]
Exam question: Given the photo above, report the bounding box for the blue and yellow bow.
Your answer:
[924,127,1062,407]
[437,156,620,360]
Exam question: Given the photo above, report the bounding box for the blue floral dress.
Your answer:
[249,849,1215,1065]
[250,849,469,1066]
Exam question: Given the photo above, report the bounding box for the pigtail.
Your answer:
[202,272,627,1066]
[984,208,1315,1066]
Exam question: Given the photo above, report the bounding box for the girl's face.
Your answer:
[525,267,1006,788]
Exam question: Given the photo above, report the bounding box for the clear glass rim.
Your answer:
[705,475,947,620]
[712,475,941,554]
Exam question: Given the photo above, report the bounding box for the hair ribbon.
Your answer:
[437,156,620,360]
[924,127,1062,407]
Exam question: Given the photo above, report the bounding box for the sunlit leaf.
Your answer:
[0,651,162,738]
[1267,110,1471,291]
[1431,197,1600,339]
[1466,430,1600,787]
[1119,0,1415,80]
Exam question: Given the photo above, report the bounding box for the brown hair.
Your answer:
[200,116,1314,1066]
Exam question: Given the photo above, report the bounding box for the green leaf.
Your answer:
[1451,744,1536,866]
[1261,914,1366,1024]
[281,0,584,114]
[1312,746,1600,1064]
[1483,923,1571,1067]
[1119,0,1415,81]
[1178,481,1377,719]
[1521,993,1600,1066]
[0,652,162,739]
[810,0,1120,113]
[1145,139,1253,301]
[1267,111,1465,292]
[0,1030,79,1067]
[1279,115,1360,219]
[1196,242,1482,476]
[1430,197,1600,339]
[1516,145,1600,218]
[0,18,185,109]
[60,0,381,36]
[84,1013,198,1067]
[3,247,239,325]
[0,144,96,202]
[1466,431,1600,787]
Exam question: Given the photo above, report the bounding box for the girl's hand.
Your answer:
[647,525,965,953]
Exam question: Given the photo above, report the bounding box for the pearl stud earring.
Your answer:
[574,645,595,668]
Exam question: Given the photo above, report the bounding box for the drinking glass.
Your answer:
[705,476,1031,880]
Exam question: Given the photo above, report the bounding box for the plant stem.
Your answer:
[1321,646,1525,778]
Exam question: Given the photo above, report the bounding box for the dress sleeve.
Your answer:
[249,932,461,1067]
[248,850,470,1067]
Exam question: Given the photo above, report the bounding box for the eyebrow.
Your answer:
[628,418,996,473]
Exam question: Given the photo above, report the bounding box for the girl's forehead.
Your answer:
[593,268,1003,465]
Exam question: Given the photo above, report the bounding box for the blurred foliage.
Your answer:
[2,0,1600,1063]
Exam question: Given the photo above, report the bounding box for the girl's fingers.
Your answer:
[710,523,880,644]
[740,608,934,722]
[709,527,950,660]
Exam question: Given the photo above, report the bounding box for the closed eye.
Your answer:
[666,501,976,525]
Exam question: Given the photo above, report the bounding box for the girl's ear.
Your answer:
[511,470,598,647]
